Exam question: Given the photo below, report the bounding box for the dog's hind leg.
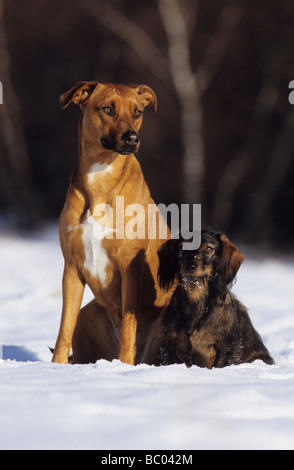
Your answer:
[72,300,119,364]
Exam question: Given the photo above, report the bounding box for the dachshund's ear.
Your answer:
[219,234,244,284]
[157,238,180,291]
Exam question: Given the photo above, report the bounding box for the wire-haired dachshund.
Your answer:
[148,230,274,368]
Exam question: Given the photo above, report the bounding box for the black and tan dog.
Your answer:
[144,230,274,368]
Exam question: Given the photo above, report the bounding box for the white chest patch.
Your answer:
[87,162,113,184]
[81,212,114,285]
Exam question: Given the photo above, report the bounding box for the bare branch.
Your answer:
[250,107,294,239]
[211,50,285,229]
[196,3,244,94]
[158,0,204,202]
[76,0,171,84]
[0,0,35,221]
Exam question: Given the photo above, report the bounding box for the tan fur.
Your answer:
[52,82,172,365]
[190,330,217,368]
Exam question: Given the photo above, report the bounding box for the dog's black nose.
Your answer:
[122,131,140,146]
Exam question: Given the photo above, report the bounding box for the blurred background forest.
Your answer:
[1,0,294,248]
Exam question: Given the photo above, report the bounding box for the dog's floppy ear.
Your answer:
[157,238,180,291]
[59,81,98,109]
[131,84,157,112]
[219,234,244,285]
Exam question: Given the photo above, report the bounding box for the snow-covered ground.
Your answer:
[0,222,294,450]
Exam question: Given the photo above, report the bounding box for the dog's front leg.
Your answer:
[52,264,85,363]
[119,266,141,365]
[119,311,138,365]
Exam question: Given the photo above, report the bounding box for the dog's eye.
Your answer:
[102,106,114,116]
[205,246,215,254]
[134,109,143,119]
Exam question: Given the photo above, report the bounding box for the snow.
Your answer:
[0,223,294,450]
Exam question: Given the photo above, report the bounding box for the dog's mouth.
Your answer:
[101,138,111,150]
[179,272,211,288]
[101,137,140,155]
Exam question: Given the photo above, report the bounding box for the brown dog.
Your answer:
[52,81,172,365]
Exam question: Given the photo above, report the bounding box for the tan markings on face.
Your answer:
[182,277,208,302]
[87,85,144,138]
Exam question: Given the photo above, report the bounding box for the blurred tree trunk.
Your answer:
[158,0,204,204]
[211,49,285,232]
[158,0,243,205]
[250,107,294,242]
[77,0,171,84]
[0,0,36,224]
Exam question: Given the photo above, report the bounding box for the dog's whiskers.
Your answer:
[179,275,206,291]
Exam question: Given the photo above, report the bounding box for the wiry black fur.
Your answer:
[155,230,274,368]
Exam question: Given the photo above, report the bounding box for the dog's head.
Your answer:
[59,81,157,155]
[158,230,244,294]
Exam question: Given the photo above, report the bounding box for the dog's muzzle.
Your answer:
[120,131,140,154]
[101,131,140,155]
